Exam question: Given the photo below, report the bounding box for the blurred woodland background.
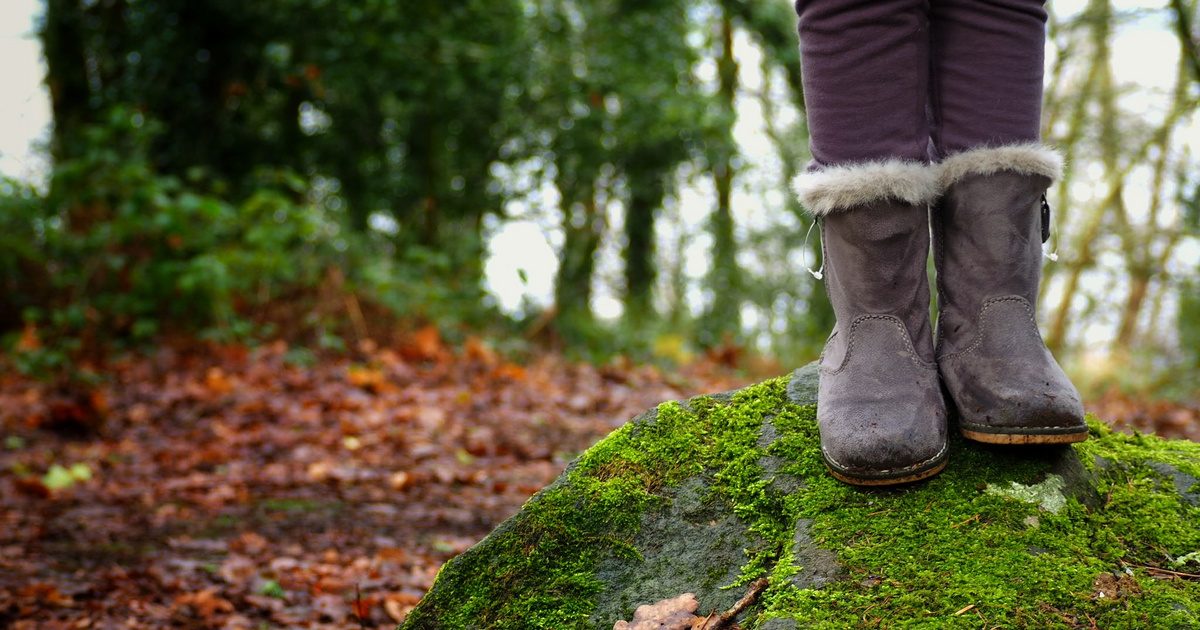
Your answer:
[0,0,1196,396]
[1,0,1199,626]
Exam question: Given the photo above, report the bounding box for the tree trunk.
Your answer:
[555,186,604,327]
[624,171,664,322]
[42,0,94,165]
[701,5,742,346]
[1046,0,1114,353]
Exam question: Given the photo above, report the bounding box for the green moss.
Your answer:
[758,406,1200,628]
[402,375,1200,629]
[1077,419,1200,480]
[401,380,794,627]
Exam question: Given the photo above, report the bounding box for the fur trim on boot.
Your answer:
[938,143,1064,190]
[792,159,940,216]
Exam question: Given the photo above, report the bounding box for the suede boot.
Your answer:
[796,162,948,486]
[933,145,1087,444]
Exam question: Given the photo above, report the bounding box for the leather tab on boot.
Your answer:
[1040,194,1051,244]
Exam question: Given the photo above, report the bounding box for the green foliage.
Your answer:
[42,462,93,491]
[2,109,520,368]
[43,0,529,233]
[23,0,1198,380]
[2,109,340,350]
[258,579,287,599]
[1178,175,1200,374]
[0,178,46,331]
[522,0,712,334]
[1181,281,1200,367]
[25,0,844,366]
[37,3,507,334]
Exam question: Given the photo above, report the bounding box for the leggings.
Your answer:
[793,0,1048,168]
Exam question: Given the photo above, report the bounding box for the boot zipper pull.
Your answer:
[803,218,825,280]
[1040,193,1059,261]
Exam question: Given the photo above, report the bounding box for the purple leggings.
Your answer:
[794,0,1048,167]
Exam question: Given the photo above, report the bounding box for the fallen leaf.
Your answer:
[16,322,41,351]
[312,593,348,621]
[614,593,700,630]
[19,582,74,608]
[347,365,387,391]
[205,368,234,395]
[174,589,234,619]
[400,325,446,362]
[384,593,421,622]
[351,591,377,622]
[464,336,498,365]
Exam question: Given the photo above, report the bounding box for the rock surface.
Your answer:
[589,475,760,624]
[401,363,1200,628]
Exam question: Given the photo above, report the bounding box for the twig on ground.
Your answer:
[1135,565,1200,580]
[354,583,367,629]
[694,577,769,629]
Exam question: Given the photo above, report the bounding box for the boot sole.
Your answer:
[960,428,1088,445]
[825,458,947,487]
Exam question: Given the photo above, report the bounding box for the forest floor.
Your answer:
[0,332,747,629]
[0,334,1196,628]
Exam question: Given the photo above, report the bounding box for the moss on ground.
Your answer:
[401,376,1200,629]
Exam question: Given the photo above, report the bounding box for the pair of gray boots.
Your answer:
[796,145,1087,486]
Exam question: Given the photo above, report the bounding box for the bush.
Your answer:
[1,109,345,358]
[1,108,510,373]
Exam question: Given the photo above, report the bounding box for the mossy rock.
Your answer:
[400,363,1200,629]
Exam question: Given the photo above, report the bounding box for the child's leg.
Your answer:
[796,0,933,167]
[928,0,1088,445]
[793,0,948,486]
[928,0,1047,155]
